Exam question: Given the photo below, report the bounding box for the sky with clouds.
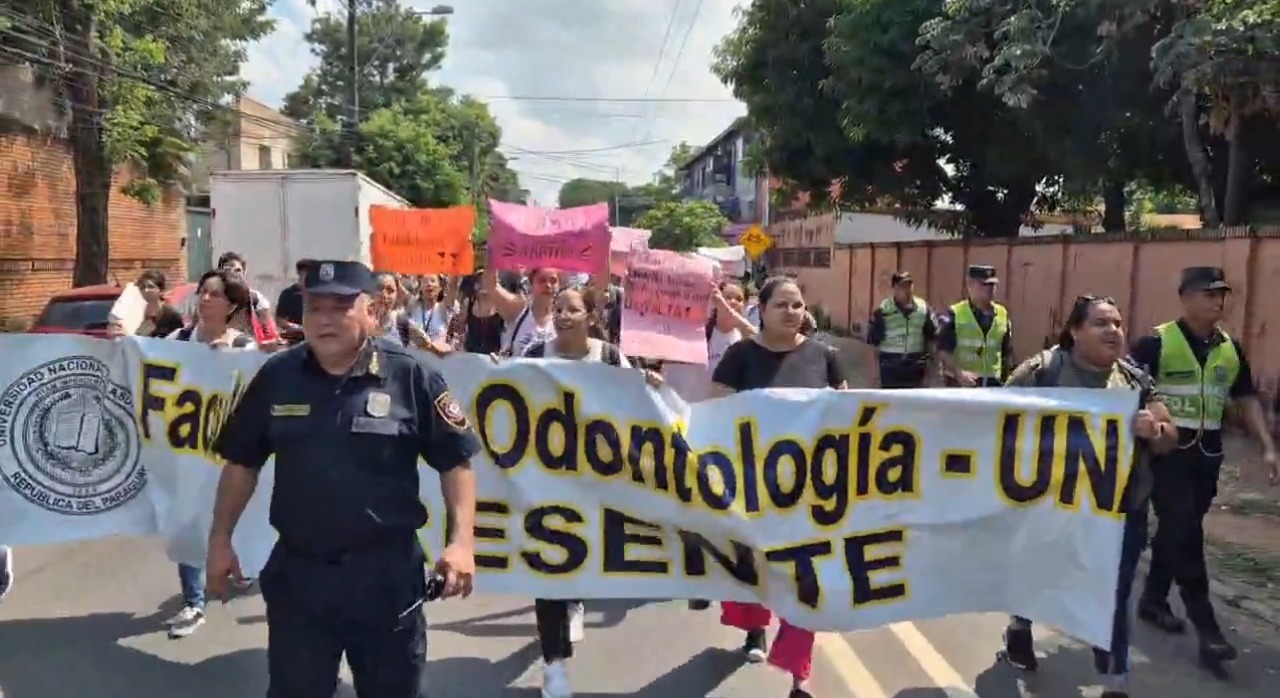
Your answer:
[239,0,747,206]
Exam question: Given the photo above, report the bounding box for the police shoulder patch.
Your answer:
[434,391,469,429]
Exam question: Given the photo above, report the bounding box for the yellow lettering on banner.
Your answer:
[470,382,923,526]
[995,409,1129,518]
[139,360,246,462]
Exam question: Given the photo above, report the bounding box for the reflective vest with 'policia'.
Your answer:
[950,301,1009,379]
[1154,321,1240,431]
[878,297,929,354]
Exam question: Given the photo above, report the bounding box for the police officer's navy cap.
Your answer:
[968,264,999,283]
[891,271,913,285]
[1179,266,1231,294]
[304,260,376,296]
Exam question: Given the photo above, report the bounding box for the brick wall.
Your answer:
[0,131,186,326]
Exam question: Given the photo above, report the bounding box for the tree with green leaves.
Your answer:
[556,143,692,224]
[634,200,728,252]
[0,0,273,285]
[283,0,447,123]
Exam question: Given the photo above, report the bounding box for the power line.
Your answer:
[504,140,671,156]
[646,0,705,143]
[478,95,734,104]
[629,0,684,146]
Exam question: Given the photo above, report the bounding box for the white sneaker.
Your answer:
[542,660,572,698]
[166,605,205,638]
[568,602,585,643]
[0,545,12,601]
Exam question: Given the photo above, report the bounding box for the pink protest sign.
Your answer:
[488,200,611,275]
[609,227,651,277]
[621,248,716,364]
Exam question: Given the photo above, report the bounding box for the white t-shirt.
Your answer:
[166,325,257,351]
[662,327,742,403]
[541,337,632,366]
[505,304,556,356]
[406,300,456,341]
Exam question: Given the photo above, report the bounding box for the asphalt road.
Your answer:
[2,536,1278,697]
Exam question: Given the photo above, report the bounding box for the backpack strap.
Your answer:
[601,342,622,367]
[1033,348,1065,387]
[523,341,547,358]
[177,325,196,342]
[506,306,532,354]
[396,313,411,346]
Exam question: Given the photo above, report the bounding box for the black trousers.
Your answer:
[261,538,429,698]
[535,599,579,662]
[877,355,927,389]
[1142,447,1224,633]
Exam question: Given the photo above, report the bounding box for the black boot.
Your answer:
[1199,630,1238,663]
[1137,599,1187,634]
[1001,625,1038,671]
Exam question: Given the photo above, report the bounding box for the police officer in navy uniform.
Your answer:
[936,265,1015,387]
[1127,266,1278,674]
[206,260,480,698]
[866,271,937,388]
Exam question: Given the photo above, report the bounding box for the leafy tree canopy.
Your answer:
[634,200,729,251]
[1,0,273,284]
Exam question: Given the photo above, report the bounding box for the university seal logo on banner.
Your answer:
[0,357,145,515]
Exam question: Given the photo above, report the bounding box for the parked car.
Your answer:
[29,283,192,338]
[28,285,124,338]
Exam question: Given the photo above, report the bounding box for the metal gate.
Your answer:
[186,206,213,280]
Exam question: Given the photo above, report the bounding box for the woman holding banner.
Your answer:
[515,286,662,698]
[406,273,458,343]
[486,267,561,356]
[162,269,261,639]
[999,295,1177,698]
[709,277,846,698]
[663,280,756,403]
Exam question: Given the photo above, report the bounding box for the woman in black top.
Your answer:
[457,269,505,354]
[136,270,185,338]
[709,276,845,698]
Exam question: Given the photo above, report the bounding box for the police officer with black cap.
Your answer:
[866,271,937,388]
[1128,266,1278,675]
[937,264,1014,387]
[205,260,479,698]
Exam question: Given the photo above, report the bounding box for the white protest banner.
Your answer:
[0,337,1138,647]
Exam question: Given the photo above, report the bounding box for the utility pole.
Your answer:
[344,0,359,167]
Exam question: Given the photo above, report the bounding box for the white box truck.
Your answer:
[209,169,407,304]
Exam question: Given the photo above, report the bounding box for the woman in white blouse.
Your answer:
[404,273,458,343]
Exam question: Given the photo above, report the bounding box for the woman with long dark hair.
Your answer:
[709,276,845,698]
[518,286,661,698]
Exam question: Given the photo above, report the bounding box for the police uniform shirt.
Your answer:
[1129,319,1256,452]
[213,337,482,555]
[936,302,1015,382]
[866,300,938,357]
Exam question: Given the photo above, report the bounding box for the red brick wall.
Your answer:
[0,131,186,327]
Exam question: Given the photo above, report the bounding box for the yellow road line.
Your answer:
[888,621,970,690]
[814,632,888,698]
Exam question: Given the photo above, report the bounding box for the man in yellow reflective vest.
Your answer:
[937,265,1014,387]
[866,271,937,388]
[1128,266,1279,674]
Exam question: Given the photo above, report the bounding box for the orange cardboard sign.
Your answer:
[370,205,475,275]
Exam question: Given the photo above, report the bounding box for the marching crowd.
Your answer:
[1,247,1277,698]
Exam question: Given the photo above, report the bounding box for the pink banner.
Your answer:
[487,200,611,275]
[621,248,716,364]
[609,227,651,277]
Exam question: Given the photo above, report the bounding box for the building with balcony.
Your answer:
[676,117,767,228]
[188,95,306,196]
